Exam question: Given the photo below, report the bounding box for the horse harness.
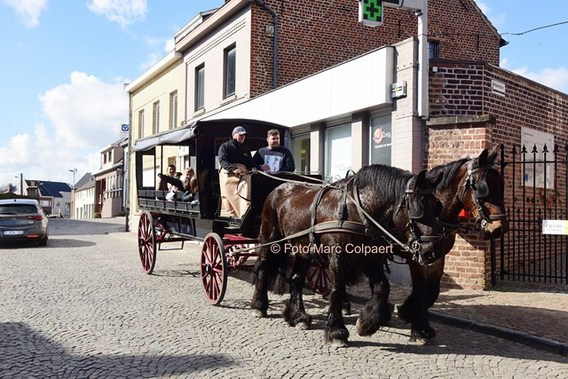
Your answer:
[305,175,440,265]
[463,159,507,228]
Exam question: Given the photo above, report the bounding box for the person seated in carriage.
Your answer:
[218,126,254,218]
[181,167,199,204]
[251,129,295,173]
[157,164,184,201]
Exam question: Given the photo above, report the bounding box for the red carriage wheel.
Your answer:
[201,233,228,305]
[137,211,157,274]
[306,260,331,297]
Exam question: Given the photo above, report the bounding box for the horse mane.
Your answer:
[427,158,469,190]
[351,164,412,202]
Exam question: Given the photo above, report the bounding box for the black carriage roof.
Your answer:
[132,118,290,152]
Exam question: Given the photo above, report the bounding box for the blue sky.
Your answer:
[0,0,566,188]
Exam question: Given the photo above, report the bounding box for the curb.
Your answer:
[429,311,568,357]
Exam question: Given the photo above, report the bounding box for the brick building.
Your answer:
[95,137,127,218]
[127,0,568,289]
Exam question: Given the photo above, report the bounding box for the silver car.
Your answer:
[0,198,49,246]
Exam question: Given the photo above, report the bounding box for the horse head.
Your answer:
[459,146,509,239]
[393,170,443,264]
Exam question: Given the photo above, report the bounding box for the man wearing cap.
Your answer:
[218,126,253,218]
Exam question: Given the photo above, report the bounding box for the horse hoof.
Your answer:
[253,309,267,318]
[410,327,436,343]
[295,321,310,330]
[330,339,348,347]
[355,318,379,337]
[409,334,437,345]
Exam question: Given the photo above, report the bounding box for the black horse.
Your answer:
[251,165,442,346]
[396,146,509,341]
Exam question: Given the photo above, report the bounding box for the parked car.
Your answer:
[0,198,49,246]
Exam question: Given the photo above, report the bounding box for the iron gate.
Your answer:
[495,144,568,285]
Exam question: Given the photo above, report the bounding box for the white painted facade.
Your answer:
[204,38,425,175]
[75,184,95,219]
[182,6,252,122]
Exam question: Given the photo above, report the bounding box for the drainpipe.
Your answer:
[252,0,278,89]
[417,0,428,118]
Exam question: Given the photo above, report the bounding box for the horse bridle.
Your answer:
[394,176,442,263]
[462,159,507,230]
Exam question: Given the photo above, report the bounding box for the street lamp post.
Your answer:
[69,168,77,219]
[69,168,77,190]
[14,173,23,195]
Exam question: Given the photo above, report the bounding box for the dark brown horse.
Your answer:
[251,165,442,346]
[396,146,508,341]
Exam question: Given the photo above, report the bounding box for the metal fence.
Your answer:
[495,144,568,285]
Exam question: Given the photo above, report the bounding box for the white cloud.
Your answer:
[2,0,48,28]
[0,72,128,187]
[474,0,489,15]
[40,71,128,148]
[511,66,568,94]
[164,38,175,53]
[87,0,147,28]
[474,0,505,30]
[138,37,175,73]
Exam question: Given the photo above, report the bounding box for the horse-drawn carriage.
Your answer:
[133,117,508,345]
[133,118,325,305]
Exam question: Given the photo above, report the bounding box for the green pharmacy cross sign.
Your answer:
[359,0,405,27]
[359,0,384,26]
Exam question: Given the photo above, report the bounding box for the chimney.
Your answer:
[27,181,40,199]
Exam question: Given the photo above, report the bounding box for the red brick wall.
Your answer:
[427,61,568,289]
[426,122,492,290]
[429,63,486,117]
[249,0,501,97]
[484,65,568,149]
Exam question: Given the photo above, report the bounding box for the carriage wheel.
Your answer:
[201,233,228,305]
[137,211,157,274]
[306,260,331,297]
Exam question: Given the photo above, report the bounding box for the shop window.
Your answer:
[325,124,351,180]
[369,115,392,166]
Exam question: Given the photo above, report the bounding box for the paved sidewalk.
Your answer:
[363,280,568,356]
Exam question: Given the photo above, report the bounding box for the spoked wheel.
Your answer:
[306,260,331,297]
[200,233,228,305]
[137,211,157,274]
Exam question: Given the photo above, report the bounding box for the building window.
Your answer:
[169,91,178,129]
[195,64,205,110]
[325,124,351,180]
[152,101,160,134]
[429,40,440,59]
[223,44,236,98]
[291,134,310,173]
[138,110,144,139]
[369,115,392,166]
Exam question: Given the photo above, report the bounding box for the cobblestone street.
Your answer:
[0,218,566,378]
